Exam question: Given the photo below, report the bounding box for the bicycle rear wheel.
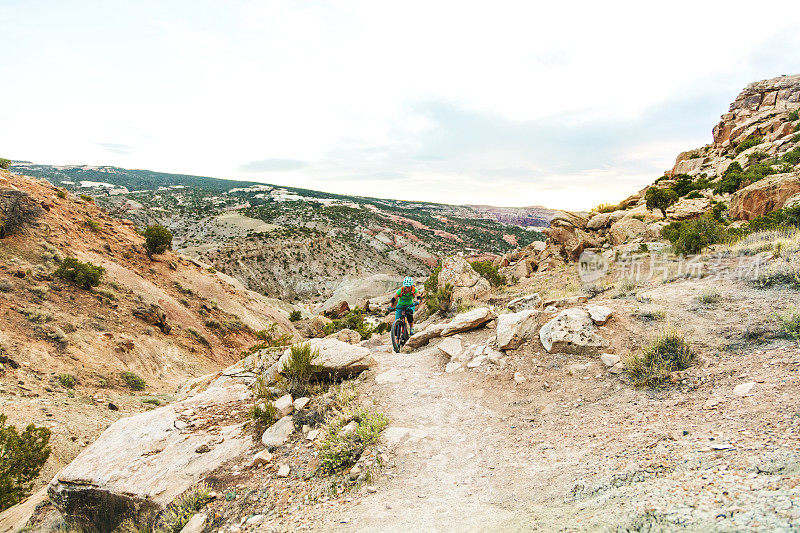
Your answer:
[391,319,406,353]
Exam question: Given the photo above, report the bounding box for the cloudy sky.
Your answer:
[2,1,800,210]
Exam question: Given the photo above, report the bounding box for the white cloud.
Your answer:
[1,0,799,209]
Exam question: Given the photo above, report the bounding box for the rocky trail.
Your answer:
[311,296,800,532]
[317,343,540,532]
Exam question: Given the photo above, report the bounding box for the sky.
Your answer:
[2,1,800,210]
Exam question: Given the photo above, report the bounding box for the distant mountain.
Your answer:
[8,162,548,301]
[466,204,557,227]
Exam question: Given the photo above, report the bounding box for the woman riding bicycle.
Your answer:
[390,276,422,335]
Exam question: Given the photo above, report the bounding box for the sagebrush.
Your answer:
[625,329,695,386]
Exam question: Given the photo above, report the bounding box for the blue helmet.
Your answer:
[403,276,414,287]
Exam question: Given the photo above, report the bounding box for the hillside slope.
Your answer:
[0,169,297,498]
[7,163,549,301]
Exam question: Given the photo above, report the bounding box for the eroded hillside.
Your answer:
[5,164,548,302]
[0,170,297,505]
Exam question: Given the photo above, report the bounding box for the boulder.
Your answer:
[586,210,626,230]
[584,305,613,325]
[261,416,295,447]
[324,300,350,319]
[600,353,621,367]
[131,304,171,334]
[496,310,541,350]
[549,211,590,229]
[327,328,361,345]
[544,225,598,261]
[406,323,447,348]
[301,315,331,338]
[180,513,208,533]
[538,308,609,354]
[48,385,252,530]
[437,336,463,359]
[293,397,310,410]
[666,197,711,220]
[486,348,505,364]
[273,394,294,417]
[586,212,611,230]
[609,218,648,245]
[507,293,542,312]
[441,307,496,336]
[437,256,491,302]
[270,338,376,381]
[542,295,588,309]
[729,172,800,220]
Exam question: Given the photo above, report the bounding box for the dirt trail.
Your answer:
[315,343,543,532]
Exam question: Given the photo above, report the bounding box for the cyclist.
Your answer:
[390,276,421,335]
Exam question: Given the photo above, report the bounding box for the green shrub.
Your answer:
[248,374,278,430]
[423,262,453,312]
[793,133,800,144]
[0,414,51,511]
[425,283,453,313]
[661,215,723,255]
[281,343,322,396]
[143,224,173,258]
[789,109,799,121]
[424,263,442,294]
[56,189,67,199]
[54,257,105,289]
[697,289,720,305]
[672,174,709,197]
[751,262,800,290]
[120,371,146,391]
[747,203,800,232]
[187,327,210,346]
[0,158,9,170]
[734,135,763,155]
[0,190,43,238]
[685,190,703,200]
[80,194,94,203]
[470,260,506,287]
[645,187,678,217]
[635,308,665,321]
[244,322,293,355]
[318,408,388,475]
[625,330,695,386]
[783,147,800,167]
[289,310,302,322]
[58,373,76,389]
[85,218,101,232]
[153,483,212,533]
[21,307,52,323]
[593,203,618,213]
[323,307,378,340]
[746,151,769,164]
[776,309,800,340]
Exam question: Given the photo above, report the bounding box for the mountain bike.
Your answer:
[388,305,415,353]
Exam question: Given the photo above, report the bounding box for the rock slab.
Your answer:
[441,307,496,336]
[539,308,609,354]
[48,385,252,530]
[496,310,541,350]
[270,338,376,381]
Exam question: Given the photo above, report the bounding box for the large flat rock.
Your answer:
[270,338,376,380]
[441,307,496,336]
[48,384,253,530]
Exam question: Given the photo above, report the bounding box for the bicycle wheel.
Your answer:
[391,318,406,353]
